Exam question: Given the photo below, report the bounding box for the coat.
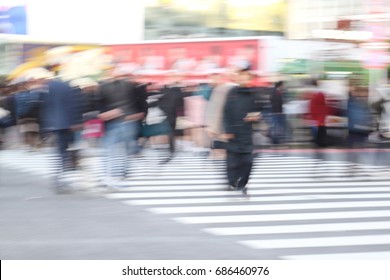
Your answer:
[40,80,82,131]
[158,86,183,128]
[309,91,327,127]
[223,86,261,153]
[205,83,235,135]
[270,88,283,113]
[97,79,139,116]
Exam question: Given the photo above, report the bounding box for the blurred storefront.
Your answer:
[144,0,286,40]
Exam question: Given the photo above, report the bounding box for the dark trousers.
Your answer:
[54,129,75,172]
[167,117,176,155]
[314,126,327,147]
[226,151,254,190]
[271,113,287,144]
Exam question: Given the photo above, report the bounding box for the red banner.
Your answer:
[105,39,260,75]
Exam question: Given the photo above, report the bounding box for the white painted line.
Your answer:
[175,210,390,224]
[128,195,314,205]
[127,193,390,206]
[240,235,390,249]
[105,176,390,186]
[126,169,365,176]
[108,186,390,197]
[128,166,380,173]
[205,221,390,236]
[283,251,390,260]
[148,200,390,214]
[125,173,380,180]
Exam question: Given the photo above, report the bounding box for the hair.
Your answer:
[275,81,284,88]
[309,79,318,87]
[238,68,252,74]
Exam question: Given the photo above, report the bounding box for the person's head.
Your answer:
[309,79,319,87]
[72,78,98,92]
[111,65,133,80]
[24,68,54,88]
[236,69,253,86]
[275,81,284,90]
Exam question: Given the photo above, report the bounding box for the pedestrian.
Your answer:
[222,69,262,197]
[40,73,84,192]
[347,86,372,148]
[270,81,287,144]
[97,68,144,188]
[70,77,103,148]
[309,79,328,147]
[158,74,184,162]
[205,72,237,159]
[14,78,46,150]
[133,80,149,155]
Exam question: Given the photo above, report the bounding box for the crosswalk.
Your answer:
[1,148,390,259]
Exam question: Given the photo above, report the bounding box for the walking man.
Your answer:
[222,69,261,197]
[98,68,144,188]
[270,81,287,144]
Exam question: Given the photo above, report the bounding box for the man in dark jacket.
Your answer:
[158,79,184,162]
[223,69,261,197]
[40,78,83,175]
[270,81,287,144]
[97,70,145,187]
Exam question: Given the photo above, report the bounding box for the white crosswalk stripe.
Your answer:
[2,148,390,259]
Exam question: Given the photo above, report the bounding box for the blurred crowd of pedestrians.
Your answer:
[1,66,388,195]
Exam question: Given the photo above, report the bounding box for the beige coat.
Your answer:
[205,83,236,136]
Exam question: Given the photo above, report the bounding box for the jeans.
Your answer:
[104,119,138,180]
[53,129,75,172]
[271,113,288,144]
[226,151,254,190]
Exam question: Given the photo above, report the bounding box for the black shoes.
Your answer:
[241,187,249,198]
[159,157,172,164]
[226,185,236,191]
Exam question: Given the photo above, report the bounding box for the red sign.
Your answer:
[105,39,260,75]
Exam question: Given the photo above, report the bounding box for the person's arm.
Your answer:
[97,83,124,121]
[124,82,145,121]
[222,88,236,139]
[244,90,262,122]
[70,87,84,130]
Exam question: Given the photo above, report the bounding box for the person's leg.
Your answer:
[123,120,138,176]
[271,114,282,144]
[280,114,289,143]
[226,150,240,188]
[316,126,327,147]
[168,118,176,156]
[236,152,254,191]
[124,120,141,156]
[103,120,126,182]
[54,129,74,172]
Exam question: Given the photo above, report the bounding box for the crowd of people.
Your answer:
[0,66,384,195]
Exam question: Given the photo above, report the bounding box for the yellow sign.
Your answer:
[224,0,286,32]
[146,0,286,32]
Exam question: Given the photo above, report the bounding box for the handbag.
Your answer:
[83,119,104,139]
[145,106,167,125]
